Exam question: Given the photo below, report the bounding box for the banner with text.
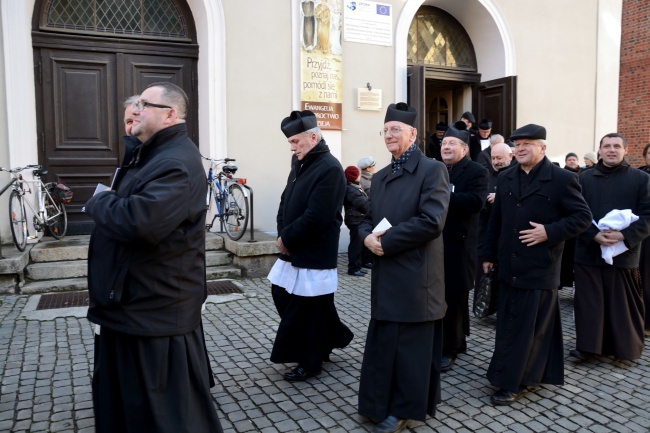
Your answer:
[300,0,343,130]
[343,0,392,46]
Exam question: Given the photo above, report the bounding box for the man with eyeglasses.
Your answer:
[481,124,591,406]
[358,103,450,432]
[85,82,223,433]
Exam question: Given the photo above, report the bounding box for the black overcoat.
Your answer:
[277,140,346,269]
[476,147,492,170]
[575,160,650,268]
[482,157,592,290]
[443,157,488,291]
[358,148,450,322]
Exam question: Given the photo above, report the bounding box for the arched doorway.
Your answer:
[32,0,199,234]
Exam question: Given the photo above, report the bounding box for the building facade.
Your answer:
[0,0,626,239]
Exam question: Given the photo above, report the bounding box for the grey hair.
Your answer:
[538,139,547,147]
[146,82,189,120]
[490,134,504,145]
[304,127,323,142]
[124,94,139,109]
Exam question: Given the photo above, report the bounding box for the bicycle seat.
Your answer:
[223,165,238,175]
[32,169,48,177]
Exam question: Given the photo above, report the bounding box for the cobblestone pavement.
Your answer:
[1,255,650,432]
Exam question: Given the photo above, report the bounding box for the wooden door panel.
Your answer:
[473,76,517,139]
[407,65,426,150]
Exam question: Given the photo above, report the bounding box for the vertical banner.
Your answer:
[300,0,343,130]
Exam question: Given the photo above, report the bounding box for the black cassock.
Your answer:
[271,284,353,371]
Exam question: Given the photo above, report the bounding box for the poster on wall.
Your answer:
[300,0,343,130]
[343,0,393,46]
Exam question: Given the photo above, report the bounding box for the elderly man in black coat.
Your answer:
[439,124,489,372]
[481,124,592,406]
[268,110,353,382]
[358,103,450,433]
[572,133,650,361]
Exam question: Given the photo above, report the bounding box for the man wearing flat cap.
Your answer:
[267,110,353,382]
[481,124,592,405]
[357,156,376,197]
[358,103,450,432]
[439,123,488,372]
[425,121,448,160]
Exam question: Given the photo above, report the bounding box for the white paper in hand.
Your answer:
[372,218,392,233]
[94,183,110,195]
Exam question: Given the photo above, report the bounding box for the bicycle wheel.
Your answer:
[224,183,249,241]
[9,190,27,251]
[45,197,67,239]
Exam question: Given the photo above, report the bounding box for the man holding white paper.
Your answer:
[357,103,450,433]
[572,133,650,361]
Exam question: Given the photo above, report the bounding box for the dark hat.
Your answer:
[461,111,476,124]
[478,119,492,130]
[509,124,546,140]
[444,123,470,144]
[435,122,448,131]
[281,110,318,138]
[565,152,578,161]
[344,166,360,182]
[384,103,417,127]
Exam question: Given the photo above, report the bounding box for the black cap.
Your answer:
[435,122,448,131]
[461,111,476,124]
[281,110,318,138]
[565,152,578,160]
[444,123,470,144]
[478,119,492,130]
[509,124,546,140]
[385,103,417,127]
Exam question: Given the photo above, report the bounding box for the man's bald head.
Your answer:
[491,142,513,170]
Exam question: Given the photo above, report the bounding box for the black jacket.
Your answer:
[478,163,515,258]
[443,157,489,291]
[358,148,450,322]
[482,157,592,290]
[344,181,368,227]
[277,139,345,269]
[575,160,650,268]
[469,128,482,161]
[426,134,442,160]
[86,124,207,337]
[476,147,492,170]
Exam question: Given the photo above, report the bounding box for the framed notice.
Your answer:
[300,0,343,130]
[343,0,393,46]
[357,88,382,110]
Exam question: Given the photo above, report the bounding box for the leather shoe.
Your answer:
[359,268,368,274]
[569,349,594,361]
[441,355,456,372]
[373,416,409,433]
[363,262,373,269]
[283,366,320,382]
[348,269,365,276]
[490,387,529,406]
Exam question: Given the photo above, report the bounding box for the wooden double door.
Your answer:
[33,34,198,234]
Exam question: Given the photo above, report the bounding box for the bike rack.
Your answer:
[240,184,257,243]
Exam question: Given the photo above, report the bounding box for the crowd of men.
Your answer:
[84,88,649,433]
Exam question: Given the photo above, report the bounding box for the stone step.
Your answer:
[206,250,233,267]
[25,260,88,281]
[30,236,89,263]
[205,234,224,251]
[206,266,241,280]
[20,277,88,294]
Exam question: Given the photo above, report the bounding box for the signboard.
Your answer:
[357,88,382,110]
[300,0,343,130]
[343,0,393,46]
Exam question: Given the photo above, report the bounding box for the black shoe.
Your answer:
[283,366,320,382]
[363,262,373,269]
[359,268,368,274]
[373,416,409,433]
[441,355,456,372]
[348,269,365,276]
[490,387,529,406]
[569,349,595,361]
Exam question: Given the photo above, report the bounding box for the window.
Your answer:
[407,7,477,70]
[41,0,189,40]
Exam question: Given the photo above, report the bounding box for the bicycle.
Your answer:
[203,156,250,241]
[0,165,68,251]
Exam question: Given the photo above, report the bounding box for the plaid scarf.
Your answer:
[391,143,418,173]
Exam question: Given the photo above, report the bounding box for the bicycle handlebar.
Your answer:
[0,164,41,174]
[201,156,235,164]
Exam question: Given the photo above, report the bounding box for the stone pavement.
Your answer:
[1,255,649,432]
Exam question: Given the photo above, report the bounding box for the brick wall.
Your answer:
[618,0,650,167]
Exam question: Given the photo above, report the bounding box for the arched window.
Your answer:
[40,0,190,41]
[407,6,477,70]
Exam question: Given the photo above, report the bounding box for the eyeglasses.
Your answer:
[132,100,172,111]
[380,126,413,136]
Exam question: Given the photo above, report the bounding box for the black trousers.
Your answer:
[442,290,469,356]
[347,224,362,272]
